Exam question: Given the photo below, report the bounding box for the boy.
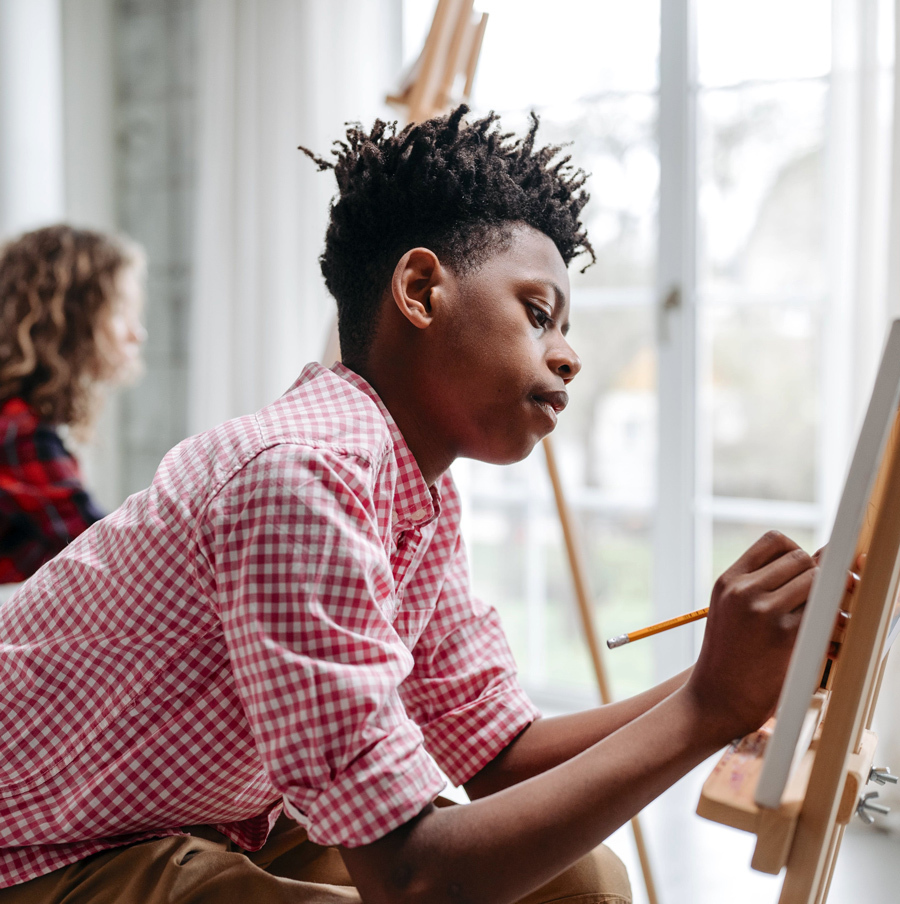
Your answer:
[0,107,816,904]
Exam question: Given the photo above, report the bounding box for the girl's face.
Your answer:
[95,264,147,383]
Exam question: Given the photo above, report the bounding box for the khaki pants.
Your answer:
[0,812,632,904]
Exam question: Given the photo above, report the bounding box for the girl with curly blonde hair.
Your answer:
[0,224,146,582]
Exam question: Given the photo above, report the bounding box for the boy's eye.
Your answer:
[527,303,553,330]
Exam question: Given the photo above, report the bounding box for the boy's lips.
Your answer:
[531,390,569,418]
[531,390,569,412]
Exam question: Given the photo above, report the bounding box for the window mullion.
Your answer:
[654,0,699,682]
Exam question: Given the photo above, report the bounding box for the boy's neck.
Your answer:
[347,361,454,488]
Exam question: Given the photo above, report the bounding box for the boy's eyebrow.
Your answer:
[526,278,568,310]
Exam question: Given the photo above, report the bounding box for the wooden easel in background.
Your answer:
[382,3,661,903]
[697,321,900,903]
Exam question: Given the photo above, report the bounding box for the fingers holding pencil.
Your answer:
[686,531,818,738]
[608,544,861,660]
[606,533,816,652]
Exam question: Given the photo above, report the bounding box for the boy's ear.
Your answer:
[390,247,443,329]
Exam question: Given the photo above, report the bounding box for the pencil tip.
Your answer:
[607,634,629,649]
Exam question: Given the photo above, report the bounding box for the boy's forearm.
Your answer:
[341,682,723,904]
[465,666,693,798]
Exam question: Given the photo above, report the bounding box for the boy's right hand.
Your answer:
[685,530,818,743]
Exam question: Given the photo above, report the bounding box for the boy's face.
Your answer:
[424,223,581,466]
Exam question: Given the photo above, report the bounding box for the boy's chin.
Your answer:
[469,434,548,467]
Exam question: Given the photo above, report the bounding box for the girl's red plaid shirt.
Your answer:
[0,397,104,583]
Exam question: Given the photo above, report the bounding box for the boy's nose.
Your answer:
[554,341,582,383]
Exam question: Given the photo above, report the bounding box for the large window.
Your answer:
[402,0,888,710]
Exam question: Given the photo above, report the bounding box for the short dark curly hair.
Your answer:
[300,104,594,366]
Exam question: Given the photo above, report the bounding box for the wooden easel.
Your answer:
[697,321,900,903]
[383,4,660,903]
[386,0,487,124]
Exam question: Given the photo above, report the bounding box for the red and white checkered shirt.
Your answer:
[0,362,539,888]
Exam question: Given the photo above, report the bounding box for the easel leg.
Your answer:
[815,823,844,904]
[628,815,660,904]
[543,437,660,904]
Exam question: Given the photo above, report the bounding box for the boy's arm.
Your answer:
[469,544,864,799]
[464,666,692,798]
[340,530,815,904]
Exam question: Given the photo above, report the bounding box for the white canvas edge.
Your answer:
[754,319,900,809]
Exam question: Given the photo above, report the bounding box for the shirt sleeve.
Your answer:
[398,485,541,788]
[201,443,447,848]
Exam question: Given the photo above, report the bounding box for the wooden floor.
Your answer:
[608,754,900,904]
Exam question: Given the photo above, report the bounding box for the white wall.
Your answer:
[188,0,403,434]
[0,0,65,238]
[60,0,121,508]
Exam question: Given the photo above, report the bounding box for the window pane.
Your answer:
[697,0,831,87]
[466,490,654,703]
[700,304,819,502]
[697,82,828,295]
[538,96,660,289]
[403,1,659,105]
[579,513,655,701]
[556,305,657,500]
[712,522,817,577]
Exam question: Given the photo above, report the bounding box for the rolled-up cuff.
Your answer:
[291,725,447,848]
[419,680,541,788]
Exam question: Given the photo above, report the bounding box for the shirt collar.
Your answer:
[327,363,441,530]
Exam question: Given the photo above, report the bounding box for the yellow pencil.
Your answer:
[606,606,710,649]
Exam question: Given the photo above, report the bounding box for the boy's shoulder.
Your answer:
[257,362,394,465]
[152,364,396,509]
